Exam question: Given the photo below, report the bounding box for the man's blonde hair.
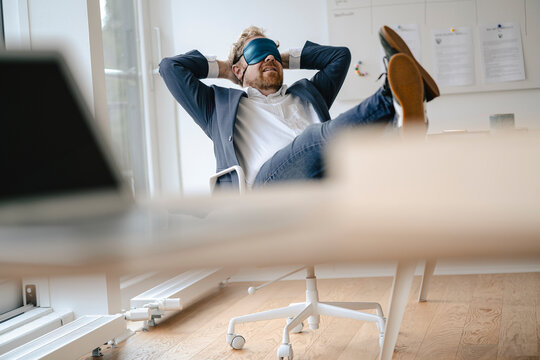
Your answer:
[228,26,279,85]
[228,26,267,66]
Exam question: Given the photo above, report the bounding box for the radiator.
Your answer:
[0,314,125,360]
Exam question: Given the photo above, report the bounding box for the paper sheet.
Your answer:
[431,27,475,87]
[478,22,525,83]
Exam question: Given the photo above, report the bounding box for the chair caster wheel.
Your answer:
[286,317,304,333]
[227,333,245,350]
[277,343,293,360]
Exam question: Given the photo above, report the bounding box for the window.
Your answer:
[100,0,149,194]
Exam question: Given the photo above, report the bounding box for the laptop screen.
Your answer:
[0,55,121,203]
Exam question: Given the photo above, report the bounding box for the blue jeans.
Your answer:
[253,88,394,187]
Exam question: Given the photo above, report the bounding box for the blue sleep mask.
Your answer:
[242,38,282,65]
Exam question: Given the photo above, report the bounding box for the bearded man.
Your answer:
[160,26,439,190]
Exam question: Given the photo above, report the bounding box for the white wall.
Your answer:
[164,0,540,195]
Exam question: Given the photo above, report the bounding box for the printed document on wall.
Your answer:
[431,27,475,87]
[479,22,525,83]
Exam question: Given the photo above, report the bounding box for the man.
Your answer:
[159,26,439,191]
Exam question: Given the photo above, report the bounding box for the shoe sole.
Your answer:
[380,25,440,102]
[388,53,425,129]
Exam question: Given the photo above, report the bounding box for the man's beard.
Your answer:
[246,64,283,92]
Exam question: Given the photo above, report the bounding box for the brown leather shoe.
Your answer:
[379,25,439,102]
[388,53,426,133]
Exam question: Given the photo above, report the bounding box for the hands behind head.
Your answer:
[218,59,242,85]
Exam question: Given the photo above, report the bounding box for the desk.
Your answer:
[1,131,539,360]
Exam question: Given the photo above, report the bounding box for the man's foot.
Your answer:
[379,25,439,102]
[388,53,426,133]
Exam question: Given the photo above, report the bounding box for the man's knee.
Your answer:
[300,123,325,145]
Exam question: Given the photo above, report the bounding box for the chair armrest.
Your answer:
[209,165,246,193]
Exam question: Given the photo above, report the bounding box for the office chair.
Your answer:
[210,166,386,360]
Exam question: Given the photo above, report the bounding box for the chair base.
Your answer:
[227,267,386,359]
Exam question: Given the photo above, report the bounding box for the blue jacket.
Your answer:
[159,41,351,189]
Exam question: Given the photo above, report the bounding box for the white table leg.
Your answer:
[379,260,416,360]
[418,260,436,302]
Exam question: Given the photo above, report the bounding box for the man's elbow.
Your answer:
[338,47,352,67]
[158,57,172,77]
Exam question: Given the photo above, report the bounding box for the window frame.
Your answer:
[0,0,6,50]
[100,0,152,195]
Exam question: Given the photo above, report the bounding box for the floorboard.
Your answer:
[79,273,540,360]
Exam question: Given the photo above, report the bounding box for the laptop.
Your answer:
[0,51,133,224]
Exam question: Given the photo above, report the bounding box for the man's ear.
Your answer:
[231,63,244,85]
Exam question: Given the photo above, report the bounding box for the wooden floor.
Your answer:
[85,273,540,360]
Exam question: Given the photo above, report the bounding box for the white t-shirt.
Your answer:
[234,86,320,188]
